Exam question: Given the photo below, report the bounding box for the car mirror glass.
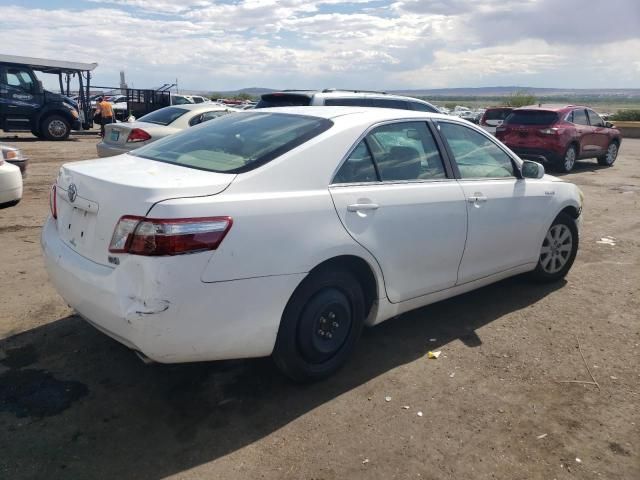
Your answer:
[522,160,544,179]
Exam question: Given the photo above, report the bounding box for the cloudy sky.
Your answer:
[1,0,639,92]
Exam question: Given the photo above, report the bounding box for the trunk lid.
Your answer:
[54,154,235,266]
[498,110,559,145]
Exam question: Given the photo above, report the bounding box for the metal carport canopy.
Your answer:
[0,54,98,73]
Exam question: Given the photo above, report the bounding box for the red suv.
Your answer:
[496,105,621,172]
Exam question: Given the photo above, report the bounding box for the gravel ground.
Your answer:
[0,132,638,480]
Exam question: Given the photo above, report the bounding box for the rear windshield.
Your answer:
[484,108,512,120]
[505,110,558,125]
[256,94,312,108]
[132,112,333,173]
[138,107,189,126]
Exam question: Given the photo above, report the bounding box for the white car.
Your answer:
[0,145,23,208]
[42,107,583,380]
[96,104,239,157]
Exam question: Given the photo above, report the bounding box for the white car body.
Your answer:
[0,159,23,207]
[97,104,240,157]
[42,107,582,372]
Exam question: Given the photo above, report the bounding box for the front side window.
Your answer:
[572,109,589,126]
[5,68,35,92]
[438,122,515,179]
[133,112,333,173]
[587,109,604,127]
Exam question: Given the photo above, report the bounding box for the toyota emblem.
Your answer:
[68,183,78,203]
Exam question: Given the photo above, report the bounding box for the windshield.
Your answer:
[132,112,333,173]
[138,107,189,126]
[505,110,558,125]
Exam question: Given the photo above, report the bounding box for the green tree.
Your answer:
[506,91,537,108]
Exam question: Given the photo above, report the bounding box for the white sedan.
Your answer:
[42,107,583,380]
[0,144,24,208]
[96,104,239,158]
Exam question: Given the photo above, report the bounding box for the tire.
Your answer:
[41,115,70,141]
[529,212,578,282]
[597,141,618,167]
[273,267,365,382]
[558,145,577,173]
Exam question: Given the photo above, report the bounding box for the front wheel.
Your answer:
[597,142,618,166]
[558,145,577,173]
[42,115,70,141]
[529,212,578,282]
[273,268,365,382]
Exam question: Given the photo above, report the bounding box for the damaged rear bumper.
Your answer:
[41,217,305,363]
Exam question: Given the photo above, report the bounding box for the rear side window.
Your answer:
[138,107,189,126]
[408,101,439,113]
[438,122,514,179]
[505,110,558,125]
[369,99,410,110]
[324,98,371,107]
[256,94,312,108]
[333,141,378,183]
[188,110,231,126]
[572,109,589,126]
[133,112,333,173]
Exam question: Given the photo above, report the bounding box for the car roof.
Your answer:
[514,104,586,113]
[266,89,435,104]
[252,106,452,124]
[171,103,241,113]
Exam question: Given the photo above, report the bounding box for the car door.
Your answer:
[2,66,42,131]
[586,109,610,154]
[330,120,468,303]
[571,108,594,156]
[435,120,552,283]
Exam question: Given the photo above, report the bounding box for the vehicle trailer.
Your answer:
[0,54,97,140]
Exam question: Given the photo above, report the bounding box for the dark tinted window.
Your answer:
[369,122,446,181]
[133,112,332,173]
[192,97,204,104]
[139,107,189,126]
[484,108,512,120]
[324,98,371,107]
[333,141,378,183]
[587,109,604,127]
[369,98,409,109]
[256,93,312,108]
[408,101,439,113]
[573,109,589,126]
[438,122,514,178]
[505,110,558,125]
[188,109,232,126]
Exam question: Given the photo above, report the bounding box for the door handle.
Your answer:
[347,203,379,212]
[467,195,487,203]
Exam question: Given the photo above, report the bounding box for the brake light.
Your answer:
[539,127,562,135]
[49,185,57,219]
[109,216,232,256]
[126,128,151,143]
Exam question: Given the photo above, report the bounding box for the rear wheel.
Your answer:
[273,267,365,382]
[529,212,578,282]
[42,115,70,141]
[558,145,577,173]
[597,142,618,166]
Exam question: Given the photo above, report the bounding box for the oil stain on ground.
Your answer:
[0,369,88,418]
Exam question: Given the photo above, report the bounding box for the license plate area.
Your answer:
[59,205,98,254]
[110,130,120,142]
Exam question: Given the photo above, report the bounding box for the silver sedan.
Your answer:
[96,104,240,158]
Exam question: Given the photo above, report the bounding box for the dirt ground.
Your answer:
[0,132,638,480]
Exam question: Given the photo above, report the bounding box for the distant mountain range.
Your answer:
[194,86,640,98]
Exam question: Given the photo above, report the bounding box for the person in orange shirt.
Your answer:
[95,97,114,137]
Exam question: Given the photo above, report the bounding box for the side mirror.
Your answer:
[522,160,545,179]
[36,80,44,94]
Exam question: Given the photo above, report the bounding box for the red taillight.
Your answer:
[49,184,57,219]
[109,216,232,256]
[126,128,151,143]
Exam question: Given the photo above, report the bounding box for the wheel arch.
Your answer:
[306,255,381,320]
[559,204,580,220]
